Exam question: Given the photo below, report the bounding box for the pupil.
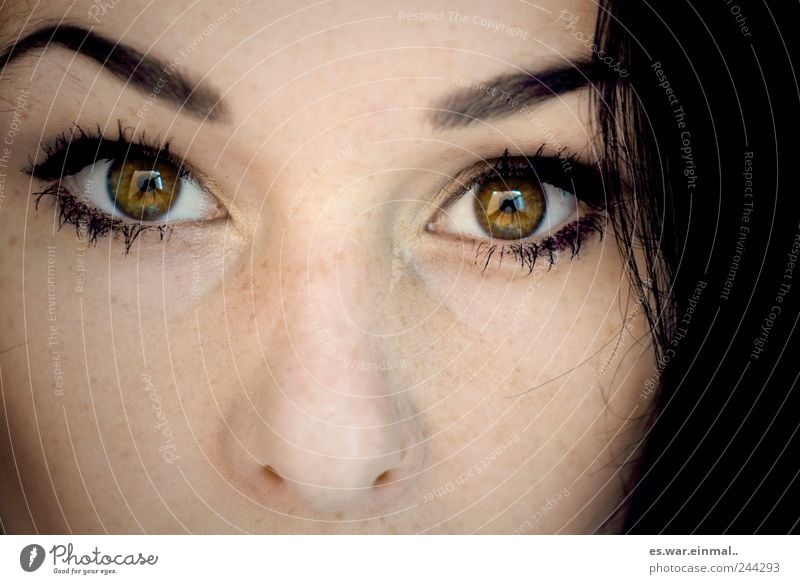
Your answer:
[137,172,163,193]
[494,191,525,215]
[499,198,517,214]
[474,181,544,240]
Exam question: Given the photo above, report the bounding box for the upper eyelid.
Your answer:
[436,154,539,210]
[438,150,587,211]
[24,123,187,179]
[28,143,183,179]
[26,135,599,209]
[26,130,235,217]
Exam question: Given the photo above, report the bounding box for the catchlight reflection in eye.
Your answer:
[474,178,546,240]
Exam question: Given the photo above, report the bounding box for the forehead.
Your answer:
[11,0,597,99]
[3,0,600,168]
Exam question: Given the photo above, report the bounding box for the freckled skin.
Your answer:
[0,0,655,533]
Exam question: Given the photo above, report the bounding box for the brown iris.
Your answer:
[473,177,545,240]
[107,158,180,220]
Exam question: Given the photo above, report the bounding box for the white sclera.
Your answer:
[439,181,579,240]
[61,159,222,223]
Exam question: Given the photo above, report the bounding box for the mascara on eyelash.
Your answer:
[26,121,190,252]
[442,147,609,216]
[33,184,173,253]
[434,147,609,272]
[473,212,606,273]
[23,120,187,180]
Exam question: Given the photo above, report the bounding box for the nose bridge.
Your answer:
[269,269,404,453]
[277,250,385,393]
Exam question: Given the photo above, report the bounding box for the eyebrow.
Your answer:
[0,24,226,121]
[431,61,600,130]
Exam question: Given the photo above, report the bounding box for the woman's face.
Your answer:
[0,0,654,533]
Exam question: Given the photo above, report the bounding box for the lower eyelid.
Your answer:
[430,184,580,243]
[31,178,227,256]
[59,158,222,223]
[472,212,607,273]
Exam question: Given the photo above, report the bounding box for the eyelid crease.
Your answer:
[26,120,228,252]
[23,120,190,182]
[435,146,608,215]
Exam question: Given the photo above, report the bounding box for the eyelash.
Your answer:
[26,127,608,268]
[25,122,186,252]
[443,147,608,273]
[33,183,173,253]
[472,214,606,273]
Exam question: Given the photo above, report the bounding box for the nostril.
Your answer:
[263,464,282,484]
[373,470,392,487]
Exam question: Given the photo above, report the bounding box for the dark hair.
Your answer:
[594,0,799,533]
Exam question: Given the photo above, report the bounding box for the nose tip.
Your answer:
[264,439,415,513]
[235,269,423,515]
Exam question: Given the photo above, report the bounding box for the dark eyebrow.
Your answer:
[0,24,226,121]
[431,61,600,130]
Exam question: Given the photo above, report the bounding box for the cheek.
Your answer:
[386,229,651,530]
[0,222,250,531]
[0,188,653,532]
[404,225,627,385]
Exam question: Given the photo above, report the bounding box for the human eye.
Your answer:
[25,122,226,251]
[427,148,608,272]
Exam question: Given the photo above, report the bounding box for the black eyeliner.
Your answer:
[25,120,189,253]
[23,121,187,181]
[432,146,609,273]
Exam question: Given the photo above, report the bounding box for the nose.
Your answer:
[231,257,423,514]
[260,388,420,513]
